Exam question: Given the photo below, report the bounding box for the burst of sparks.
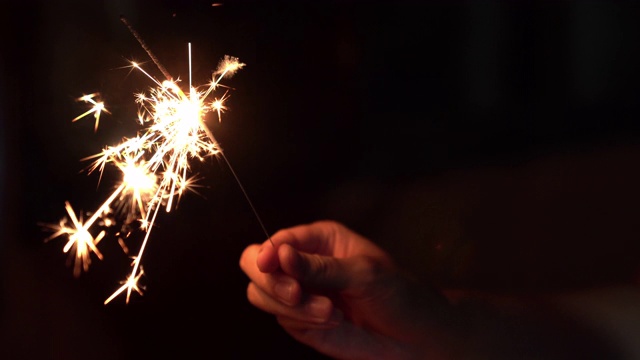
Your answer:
[42,46,245,304]
[73,93,110,132]
[42,201,105,278]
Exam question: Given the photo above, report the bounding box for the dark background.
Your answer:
[2,1,640,359]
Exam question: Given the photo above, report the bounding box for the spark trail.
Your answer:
[42,18,272,304]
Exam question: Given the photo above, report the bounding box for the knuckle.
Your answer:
[308,255,330,282]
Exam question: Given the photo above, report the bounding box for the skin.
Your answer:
[240,220,458,359]
[239,220,622,360]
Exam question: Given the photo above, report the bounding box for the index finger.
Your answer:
[257,239,280,273]
[267,220,349,251]
[258,221,339,272]
[261,220,386,260]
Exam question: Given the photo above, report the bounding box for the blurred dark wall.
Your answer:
[1,1,640,359]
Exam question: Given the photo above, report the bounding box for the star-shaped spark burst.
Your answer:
[73,93,110,132]
[43,201,105,278]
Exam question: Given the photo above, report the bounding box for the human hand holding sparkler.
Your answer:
[240,220,626,360]
[240,220,458,359]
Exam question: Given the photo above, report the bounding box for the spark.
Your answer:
[43,42,246,304]
[103,266,146,305]
[72,93,110,132]
[42,201,105,278]
[211,90,230,122]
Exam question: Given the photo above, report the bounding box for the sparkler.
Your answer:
[42,17,270,304]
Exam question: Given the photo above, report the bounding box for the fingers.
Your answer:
[250,240,386,294]
[256,240,280,273]
[256,220,343,273]
[270,220,341,253]
[277,315,343,331]
[256,220,338,273]
[242,243,343,328]
[278,243,351,290]
[257,220,392,272]
[246,282,342,326]
[240,244,302,305]
[279,242,396,297]
[258,220,344,257]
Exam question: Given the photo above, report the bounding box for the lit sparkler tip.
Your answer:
[215,55,245,78]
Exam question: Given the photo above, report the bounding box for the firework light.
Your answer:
[41,18,265,304]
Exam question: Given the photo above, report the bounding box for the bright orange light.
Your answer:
[43,44,245,304]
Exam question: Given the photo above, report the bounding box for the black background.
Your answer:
[2,1,640,359]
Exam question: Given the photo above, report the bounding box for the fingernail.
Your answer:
[307,297,332,322]
[274,279,294,305]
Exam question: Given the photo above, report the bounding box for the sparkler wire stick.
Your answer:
[120,16,173,81]
[120,16,274,247]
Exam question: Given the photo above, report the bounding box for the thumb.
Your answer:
[278,243,360,291]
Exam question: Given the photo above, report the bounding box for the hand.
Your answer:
[239,220,457,359]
